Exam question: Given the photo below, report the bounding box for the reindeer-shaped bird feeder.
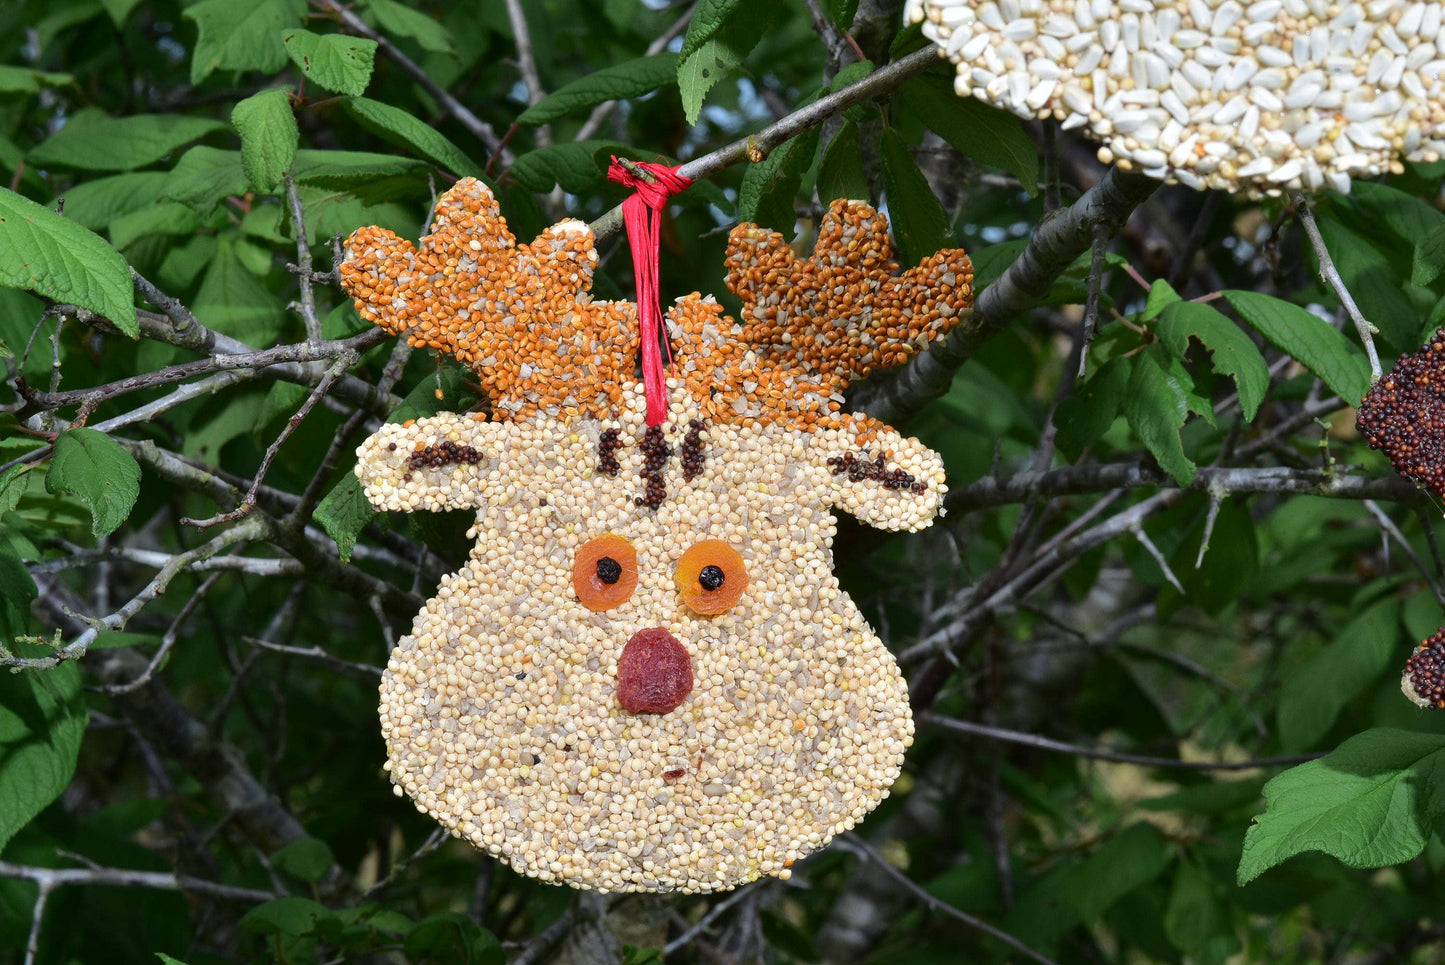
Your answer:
[339,177,973,893]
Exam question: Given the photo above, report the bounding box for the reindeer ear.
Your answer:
[355,414,507,513]
[805,422,947,532]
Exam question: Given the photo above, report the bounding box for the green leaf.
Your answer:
[0,66,73,94]
[1055,355,1130,460]
[1165,859,1240,965]
[156,955,194,965]
[28,110,224,173]
[404,913,503,965]
[817,120,868,206]
[232,88,298,193]
[241,896,335,937]
[342,97,479,176]
[184,0,306,85]
[99,0,144,24]
[363,0,454,54]
[315,472,374,564]
[898,76,1039,196]
[1414,221,1445,288]
[1158,300,1270,420]
[159,147,249,216]
[519,53,679,126]
[1238,728,1445,884]
[0,465,32,517]
[879,127,947,267]
[283,29,378,97]
[55,172,169,231]
[677,0,773,125]
[1311,215,1417,351]
[191,240,285,345]
[1277,596,1399,752]
[1225,289,1371,407]
[509,141,636,194]
[0,187,138,337]
[271,838,336,884]
[1140,278,1182,321]
[823,0,860,27]
[0,661,86,854]
[1124,346,1196,485]
[109,203,202,251]
[1009,824,1171,948]
[45,428,141,538]
[738,129,820,237]
[292,149,430,189]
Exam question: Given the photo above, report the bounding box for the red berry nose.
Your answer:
[617,627,693,715]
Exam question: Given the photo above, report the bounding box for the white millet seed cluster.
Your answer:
[906,0,1445,195]
[358,381,944,893]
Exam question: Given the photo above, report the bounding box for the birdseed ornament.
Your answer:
[905,0,1445,195]
[338,175,973,893]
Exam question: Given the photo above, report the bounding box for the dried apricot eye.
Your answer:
[675,541,747,614]
[574,535,637,611]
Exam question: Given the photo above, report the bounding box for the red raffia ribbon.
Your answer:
[606,157,694,426]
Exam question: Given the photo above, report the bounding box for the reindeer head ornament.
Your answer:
[340,178,973,893]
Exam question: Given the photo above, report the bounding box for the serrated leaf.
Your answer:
[28,110,225,172]
[1414,222,1445,288]
[519,53,679,126]
[1055,355,1130,461]
[292,149,430,189]
[364,0,453,54]
[1238,728,1445,884]
[1140,278,1181,321]
[1277,596,1399,752]
[159,146,249,216]
[232,87,298,193]
[677,0,773,125]
[241,897,336,937]
[405,912,503,965]
[678,0,750,58]
[315,472,374,564]
[283,29,378,97]
[342,97,478,176]
[509,141,636,193]
[0,465,31,516]
[55,172,169,231]
[185,0,306,85]
[272,837,336,884]
[110,202,202,250]
[192,240,285,345]
[898,76,1039,196]
[0,661,85,854]
[1158,300,1270,420]
[738,129,820,237]
[0,66,73,94]
[0,187,138,337]
[44,428,141,538]
[817,120,868,205]
[1225,289,1372,406]
[880,126,947,267]
[1124,346,1196,485]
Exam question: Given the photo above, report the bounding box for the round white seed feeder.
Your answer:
[905,0,1445,195]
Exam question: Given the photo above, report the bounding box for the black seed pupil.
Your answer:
[698,565,725,591]
[596,557,623,585]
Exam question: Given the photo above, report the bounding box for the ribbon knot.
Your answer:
[606,157,694,427]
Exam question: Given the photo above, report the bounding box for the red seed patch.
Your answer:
[617,628,693,715]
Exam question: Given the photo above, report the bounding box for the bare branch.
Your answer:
[1295,193,1381,381]
[284,170,323,344]
[919,712,1321,771]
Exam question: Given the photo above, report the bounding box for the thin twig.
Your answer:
[284,170,322,345]
[1294,194,1381,381]
[836,834,1063,965]
[588,46,943,239]
[1131,521,1185,594]
[503,0,550,147]
[243,636,384,678]
[664,883,766,955]
[182,356,351,528]
[101,571,226,694]
[920,713,1321,771]
[1364,500,1445,609]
